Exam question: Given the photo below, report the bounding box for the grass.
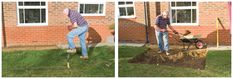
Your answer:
[2,46,114,77]
[119,46,231,77]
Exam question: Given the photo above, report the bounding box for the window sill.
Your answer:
[17,23,48,26]
[118,16,136,19]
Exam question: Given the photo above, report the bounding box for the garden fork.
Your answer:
[66,53,71,68]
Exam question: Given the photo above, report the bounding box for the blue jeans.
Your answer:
[67,25,88,56]
[155,31,169,52]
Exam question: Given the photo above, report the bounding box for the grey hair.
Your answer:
[161,11,169,15]
[63,8,69,15]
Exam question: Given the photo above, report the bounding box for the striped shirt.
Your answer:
[68,9,88,27]
[155,15,170,30]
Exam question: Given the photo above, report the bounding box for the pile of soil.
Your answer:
[128,48,208,70]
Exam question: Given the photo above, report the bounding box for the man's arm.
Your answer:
[68,22,78,31]
[155,24,168,32]
[168,25,178,34]
[154,24,158,29]
[72,22,78,28]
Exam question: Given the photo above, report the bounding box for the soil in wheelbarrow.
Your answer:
[128,48,208,70]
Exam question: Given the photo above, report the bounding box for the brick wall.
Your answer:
[119,2,146,43]
[119,2,231,45]
[2,2,115,47]
[2,2,231,47]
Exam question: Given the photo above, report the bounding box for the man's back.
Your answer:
[68,9,88,26]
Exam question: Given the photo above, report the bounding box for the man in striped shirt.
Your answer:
[63,8,88,59]
[154,11,178,56]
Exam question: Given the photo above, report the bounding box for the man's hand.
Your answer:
[67,25,73,31]
[67,22,78,31]
[160,29,167,32]
[173,30,178,34]
[153,25,157,30]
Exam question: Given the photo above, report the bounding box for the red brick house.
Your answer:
[119,1,231,45]
[2,1,115,47]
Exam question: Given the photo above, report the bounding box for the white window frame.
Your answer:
[17,0,48,26]
[118,0,136,18]
[78,1,106,16]
[169,1,199,26]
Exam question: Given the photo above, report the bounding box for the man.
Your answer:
[154,11,178,55]
[63,8,88,59]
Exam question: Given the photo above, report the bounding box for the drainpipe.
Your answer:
[228,2,231,34]
[155,2,161,16]
[144,2,150,44]
[2,2,7,47]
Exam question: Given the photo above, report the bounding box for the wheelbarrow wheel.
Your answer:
[195,40,206,49]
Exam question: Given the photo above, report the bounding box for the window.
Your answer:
[170,2,198,25]
[17,1,48,26]
[78,2,105,16]
[118,1,135,18]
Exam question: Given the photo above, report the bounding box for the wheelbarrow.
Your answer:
[172,30,207,50]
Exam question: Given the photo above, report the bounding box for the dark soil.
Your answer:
[128,48,208,70]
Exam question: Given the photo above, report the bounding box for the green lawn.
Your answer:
[119,46,231,77]
[2,46,114,77]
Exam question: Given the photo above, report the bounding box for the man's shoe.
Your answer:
[158,51,163,54]
[165,51,170,55]
[67,49,76,54]
[80,56,89,60]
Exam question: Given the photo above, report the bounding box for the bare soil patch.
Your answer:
[128,48,208,70]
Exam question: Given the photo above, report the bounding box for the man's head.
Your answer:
[63,8,69,16]
[161,11,169,19]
